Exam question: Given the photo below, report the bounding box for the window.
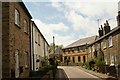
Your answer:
[89,47,92,53]
[35,30,37,43]
[72,48,74,53]
[78,47,80,53]
[109,36,113,47]
[92,46,95,52]
[68,49,70,54]
[104,52,108,65]
[82,46,86,52]
[38,34,40,46]
[24,20,28,34]
[15,9,20,26]
[110,55,115,66]
[103,41,106,49]
[25,51,28,68]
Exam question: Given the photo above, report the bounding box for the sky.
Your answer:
[23,0,120,47]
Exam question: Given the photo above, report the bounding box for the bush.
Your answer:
[82,62,91,70]
[95,60,106,66]
[30,65,52,77]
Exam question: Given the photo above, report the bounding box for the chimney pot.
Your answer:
[106,20,109,26]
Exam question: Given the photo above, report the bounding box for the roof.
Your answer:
[63,35,98,49]
[19,2,32,19]
[31,21,49,46]
[89,26,120,46]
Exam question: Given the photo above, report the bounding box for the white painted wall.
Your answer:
[31,21,49,71]
[0,2,2,79]
[118,1,120,12]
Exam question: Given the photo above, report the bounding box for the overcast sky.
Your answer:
[23,0,119,47]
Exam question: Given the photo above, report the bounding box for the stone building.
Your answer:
[1,2,32,78]
[88,14,120,77]
[62,35,97,65]
[31,21,49,71]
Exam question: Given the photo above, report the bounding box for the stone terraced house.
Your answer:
[1,1,32,78]
[31,21,49,71]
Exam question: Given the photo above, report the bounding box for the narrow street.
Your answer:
[58,66,101,80]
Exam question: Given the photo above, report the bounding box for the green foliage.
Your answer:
[30,65,52,77]
[82,62,91,70]
[95,59,106,66]
[97,49,104,61]
[48,43,63,53]
[82,49,106,72]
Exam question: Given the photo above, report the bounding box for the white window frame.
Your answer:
[109,36,113,47]
[89,47,92,53]
[38,34,40,45]
[110,55,115,66]
[103,41,106,49]
[24,20,28,33]
[92,45,95,52]
[104,53,108,65]
[15,9,20,26]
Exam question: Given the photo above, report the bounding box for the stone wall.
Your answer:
[2,2,31,78]
[2,2,10,78]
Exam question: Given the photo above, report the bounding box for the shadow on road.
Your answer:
[56,68,69,80]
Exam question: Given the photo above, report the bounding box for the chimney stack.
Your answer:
[117,12,120,26]
[103,20,111,35]
[98,25,103,37]
[117,1,120,26]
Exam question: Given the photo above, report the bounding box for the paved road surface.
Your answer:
[58,66,101,80]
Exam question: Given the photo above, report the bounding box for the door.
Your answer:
[73,57,75,63]
[83,56,86,63]
[15,50,19,78]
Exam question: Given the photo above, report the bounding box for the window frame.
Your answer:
[35,29,38,43]
[103,41,107,49]
[109,36,113,47]
[38,34,40,46]
[24,51,28,68]
[110,55,115,66]
[15,9,20,26]
[24,19,28,34]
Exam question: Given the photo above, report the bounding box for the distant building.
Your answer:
[31,21,49,71]
[62,35,97,64]
[1,2,32,78]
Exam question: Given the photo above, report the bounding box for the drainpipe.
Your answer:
[0,2,2,79]
[31,22,35,71]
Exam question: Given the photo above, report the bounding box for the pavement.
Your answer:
[76,66,118,80]
[56,68,69,80]
[56,66,118,80]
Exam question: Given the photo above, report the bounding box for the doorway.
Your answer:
[83,56,86,63]
[15,50,19,78]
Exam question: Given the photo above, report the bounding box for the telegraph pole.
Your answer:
[53,36,55,58]
[53,36,56,80]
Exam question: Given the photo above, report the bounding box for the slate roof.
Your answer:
[63,35,98,49]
